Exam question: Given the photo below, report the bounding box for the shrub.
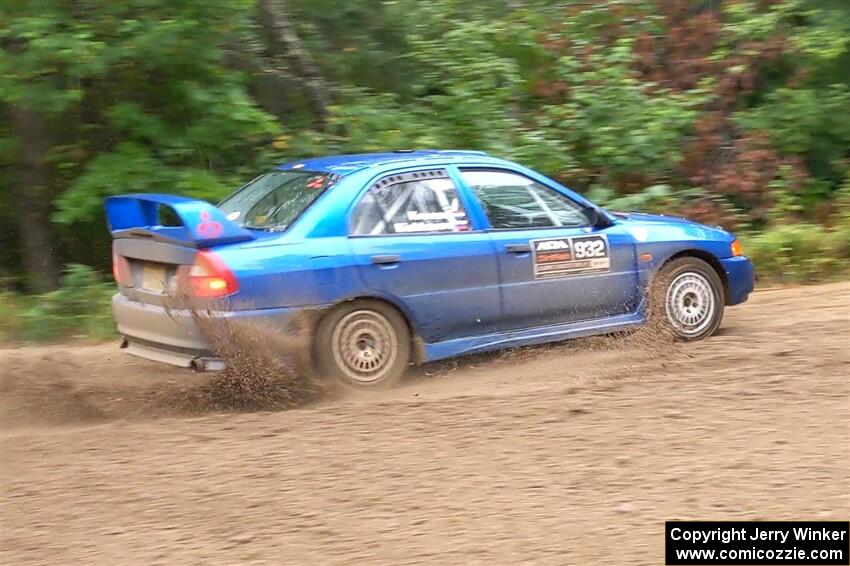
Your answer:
[743,223,850,284]
[1,264,116,344]
[587,184,743,230]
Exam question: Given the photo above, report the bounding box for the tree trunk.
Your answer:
[257,0,331,129]
[9,103,59,292]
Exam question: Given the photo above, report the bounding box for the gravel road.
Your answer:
[1,282,848,565]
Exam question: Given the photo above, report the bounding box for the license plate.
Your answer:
[141,263,167,293]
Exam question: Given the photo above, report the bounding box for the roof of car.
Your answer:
[275,150,505,175]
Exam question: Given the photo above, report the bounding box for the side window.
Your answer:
[459,169,590,230]
[350,170,470,235]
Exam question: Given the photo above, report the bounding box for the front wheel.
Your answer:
[315,300,411,389]
[651,257,725,341]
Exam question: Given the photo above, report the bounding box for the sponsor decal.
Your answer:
[306,175,325,189]
[196,210,224,239]
[392,210,469,233]
[531,234,611,279]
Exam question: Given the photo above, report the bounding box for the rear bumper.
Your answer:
[720,256,755,305]
[112,294,316,369]
[120,338,225,371]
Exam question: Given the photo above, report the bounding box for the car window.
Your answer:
[459,169,590,230]
[218,170,336,230]
[350,170,470,235]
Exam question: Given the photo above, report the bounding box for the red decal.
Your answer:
[196,210,224,239]
[306,176,325,189]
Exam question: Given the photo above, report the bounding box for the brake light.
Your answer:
[112,250,132,286]
[188,251,238,298]
[731,239,743,257]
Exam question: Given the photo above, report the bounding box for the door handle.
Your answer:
[505,244,531,254]
[371,254,401,265]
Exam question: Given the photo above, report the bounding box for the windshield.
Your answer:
[218,170,336,230]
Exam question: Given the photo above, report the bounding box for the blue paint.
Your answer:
[105,193,254,247]
[106,151,755,362]
[274,150,490,175]
[720,256,756,305]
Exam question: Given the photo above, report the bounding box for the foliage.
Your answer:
[285,0,849,220]
[1,0,849,289]
[742,178,850,283]
[744,222,850,284]
[1,265,116,343]
[0,0,282,284]
[588,184,745,231]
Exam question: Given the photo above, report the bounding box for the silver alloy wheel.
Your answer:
[331,309,399,383]
[664,271,716,337]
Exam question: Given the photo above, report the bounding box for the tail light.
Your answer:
[187,250,239,298]
[112,250,132,286]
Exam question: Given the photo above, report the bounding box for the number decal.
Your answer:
[573,239,606,259]
[531,234,611,279]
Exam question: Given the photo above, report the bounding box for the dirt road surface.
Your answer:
[2,282,848,565]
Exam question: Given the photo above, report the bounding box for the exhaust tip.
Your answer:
[191,357,226,372]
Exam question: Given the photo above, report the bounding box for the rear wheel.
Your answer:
[315,300,411,389]
[651,257,725,341]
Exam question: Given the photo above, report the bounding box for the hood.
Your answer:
[612,211,700,225]
[611,211,733,243]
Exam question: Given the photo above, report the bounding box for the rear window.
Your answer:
[218,170,336,231]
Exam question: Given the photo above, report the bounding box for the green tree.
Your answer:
[1,0,281,289]
[2,0,849,290]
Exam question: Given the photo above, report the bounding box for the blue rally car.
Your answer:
[107,150,754,388]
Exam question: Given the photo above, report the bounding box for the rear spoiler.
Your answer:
[104,193,254,248]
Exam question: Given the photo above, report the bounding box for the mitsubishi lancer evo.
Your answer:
[107,150,754,388]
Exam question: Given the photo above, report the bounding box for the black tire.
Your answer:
[314,300,411,389]
[650,257,725,341]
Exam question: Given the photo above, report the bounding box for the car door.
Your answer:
[456,168,640,332]
[348,167,501,343]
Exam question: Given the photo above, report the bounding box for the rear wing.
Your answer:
[104,194,254,248]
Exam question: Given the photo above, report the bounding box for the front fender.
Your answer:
[615,213,737,289]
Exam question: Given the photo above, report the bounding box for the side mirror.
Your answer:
[585,207,612,229]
